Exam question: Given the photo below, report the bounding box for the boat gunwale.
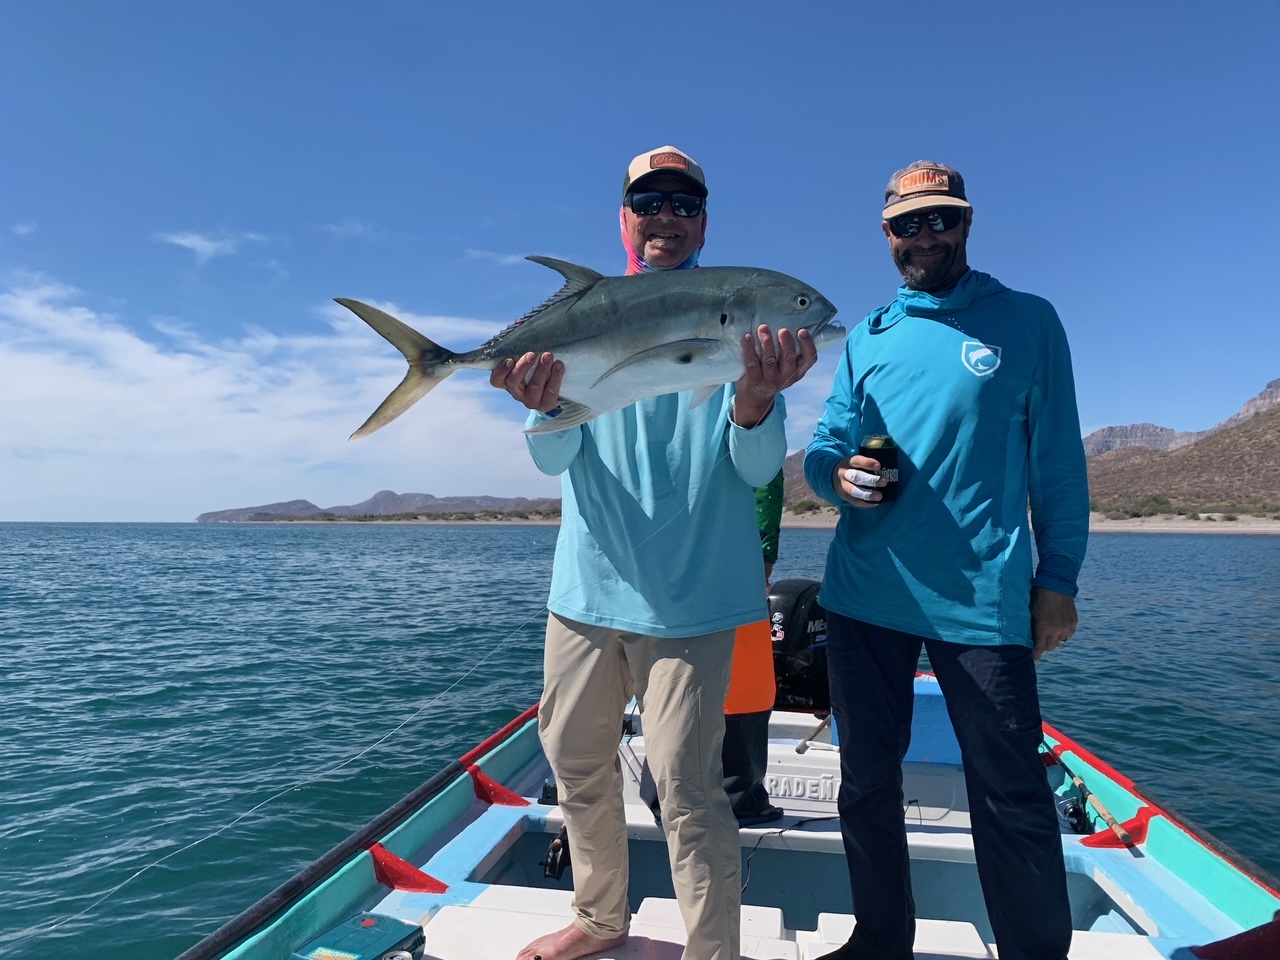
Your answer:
[1043,720,1280,900]
[172,704,540,960]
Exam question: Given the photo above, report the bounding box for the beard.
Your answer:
[893,231,969,292]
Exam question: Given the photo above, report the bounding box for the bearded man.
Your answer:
[803,160,1089,960]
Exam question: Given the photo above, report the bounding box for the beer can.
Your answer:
[858,434,900,501]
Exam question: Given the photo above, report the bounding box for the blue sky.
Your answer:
[2,2,1277,521]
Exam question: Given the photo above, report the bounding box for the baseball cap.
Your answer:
[883,161,970,218]
[623,145,708,198]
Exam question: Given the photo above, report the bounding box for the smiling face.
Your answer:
[883,206,973,292]
[622,173,707,270]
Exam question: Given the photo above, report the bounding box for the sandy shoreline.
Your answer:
[780,508,1280,533]
[254,510,1280,533]
[779,509,1280,534]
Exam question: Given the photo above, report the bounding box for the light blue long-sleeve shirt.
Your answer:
[804,269,1088,647]
[528,388,787,638]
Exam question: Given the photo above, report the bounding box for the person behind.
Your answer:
[719,469,785,825]
[646,469,786,827]
[803,161,1088,960]
[492,145,819,960]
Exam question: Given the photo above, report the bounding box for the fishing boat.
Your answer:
[176,581,1280,960]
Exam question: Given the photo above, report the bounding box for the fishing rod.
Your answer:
[795,714,831,754]
[1047,743,1133,846]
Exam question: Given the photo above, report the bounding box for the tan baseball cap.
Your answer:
[883,161,971,218]
[623,145,707,198]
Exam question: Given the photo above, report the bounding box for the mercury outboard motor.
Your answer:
[769,578,829,711]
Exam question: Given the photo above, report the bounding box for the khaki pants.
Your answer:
[540,613,742,960]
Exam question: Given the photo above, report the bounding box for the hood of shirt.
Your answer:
[865,269,1009,332]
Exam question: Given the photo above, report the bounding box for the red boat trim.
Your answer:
[172,758,465,960]
[1043,721,1280,898]
[468,766,531,806]
[459,703,540,767]
[367,842,448,893]
[175,704,544,960]
[1081,805,1156,848]
[1045,725,1139,791]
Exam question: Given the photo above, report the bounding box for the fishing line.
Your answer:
[19,390,782,947]
[12,607,543,947]
[740,815,840,893]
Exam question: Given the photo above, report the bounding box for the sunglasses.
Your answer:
[625,189,705,218]
[887,206,966,238]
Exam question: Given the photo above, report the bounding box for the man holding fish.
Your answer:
[490,146,826,960]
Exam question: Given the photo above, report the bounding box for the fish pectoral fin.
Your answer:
[689,384,720,409]
[523,399,599,435]
[591,339,723,388]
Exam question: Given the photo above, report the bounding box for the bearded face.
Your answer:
[885,210,972,292]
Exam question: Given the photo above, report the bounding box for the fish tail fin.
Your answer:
[336,298,457,440]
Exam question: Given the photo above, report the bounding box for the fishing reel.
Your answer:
[540,825,572,881]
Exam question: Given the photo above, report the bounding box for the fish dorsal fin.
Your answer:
[486,257,606,343]
[526,255,605,290]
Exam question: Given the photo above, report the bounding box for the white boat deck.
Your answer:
[414,884,1164,959]
[366,706,1174,960]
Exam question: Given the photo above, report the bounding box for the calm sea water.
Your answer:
[0,523,1277,959]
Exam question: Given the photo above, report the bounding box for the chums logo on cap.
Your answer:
[650,152,690,172]
[897,168,951,196]
[882,160,969,217]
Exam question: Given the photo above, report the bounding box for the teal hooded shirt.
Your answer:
[804,270,1088,646]
[526,388,786,638]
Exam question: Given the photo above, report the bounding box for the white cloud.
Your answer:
[323,220,384,240]
[11,223,36,237]
[153,231,265,264]
[0,276,559,521]
[465,248,533,267]
[0,273,842,522]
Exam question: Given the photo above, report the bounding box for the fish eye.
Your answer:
[795,295,810,309]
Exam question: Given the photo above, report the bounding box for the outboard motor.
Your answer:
[768,578,829,712]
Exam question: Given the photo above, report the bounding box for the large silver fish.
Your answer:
[339,256,842,438]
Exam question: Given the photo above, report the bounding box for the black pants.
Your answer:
[825,611,1071,960]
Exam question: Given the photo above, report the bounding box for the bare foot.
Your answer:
[514,921,627,960]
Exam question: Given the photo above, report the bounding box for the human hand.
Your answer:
[489,351,565,414]
[831,455,886,507]
[1031,587,1078,661]
[732,324,819,426]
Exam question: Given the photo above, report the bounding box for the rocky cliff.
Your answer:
[1083,378,1280,455]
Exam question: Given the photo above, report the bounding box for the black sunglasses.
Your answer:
[625,189,705,218]
[887,206,966,238]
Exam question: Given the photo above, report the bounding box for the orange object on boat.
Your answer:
[725,619,775,715]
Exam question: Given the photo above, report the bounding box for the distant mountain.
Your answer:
[782,450,815,505]
[200,379,1280,521]
[196,499,328,523]
[1084,379,1280,455]
[196,490,560,523]
[1082,423,1200,457]
[781,378,1280,512]
[1088,405,1280,509]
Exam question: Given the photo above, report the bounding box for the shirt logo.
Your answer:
[961,341,1001,376]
